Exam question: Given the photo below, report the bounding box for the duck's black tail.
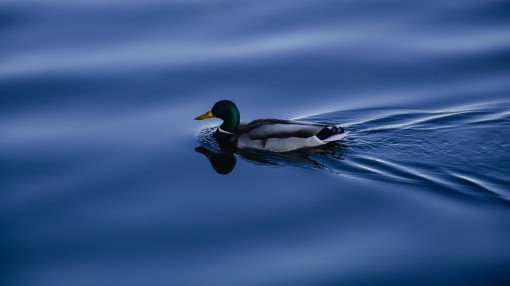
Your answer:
[316,126,345,140]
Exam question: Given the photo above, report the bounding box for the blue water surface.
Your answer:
[1,0,510,285]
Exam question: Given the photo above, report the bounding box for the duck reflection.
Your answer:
[195,146,237,175]
[195,141,347,175]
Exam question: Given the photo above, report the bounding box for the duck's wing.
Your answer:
[236,119,325,140]
[234,119,347,152]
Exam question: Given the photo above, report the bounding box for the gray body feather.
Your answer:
[231,119,347,152]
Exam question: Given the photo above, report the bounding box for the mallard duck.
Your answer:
[195,100,348,152]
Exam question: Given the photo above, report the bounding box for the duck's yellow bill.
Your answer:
[195,110,214,120]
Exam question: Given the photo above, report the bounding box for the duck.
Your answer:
[194,100,348,152]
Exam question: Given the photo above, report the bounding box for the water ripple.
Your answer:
[197,101,510,204]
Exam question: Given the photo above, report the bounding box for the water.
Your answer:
[1,0,510,285]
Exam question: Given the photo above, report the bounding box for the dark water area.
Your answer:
[1,0,510,285]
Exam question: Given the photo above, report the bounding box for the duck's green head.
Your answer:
[195,100,240,132]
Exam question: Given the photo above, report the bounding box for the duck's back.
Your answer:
[239,119,324,139]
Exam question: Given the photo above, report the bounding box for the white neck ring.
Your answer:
[218,127,235,135]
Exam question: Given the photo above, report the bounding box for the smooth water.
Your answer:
[1,0,510,285]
